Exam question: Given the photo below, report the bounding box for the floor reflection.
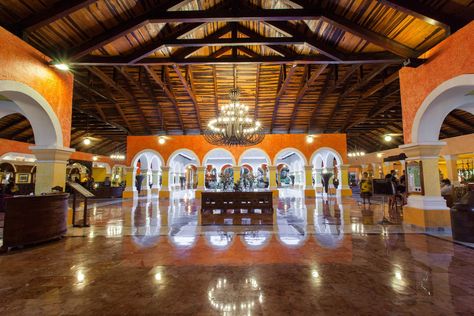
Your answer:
[2,191,474,315]
[70,189,416,248]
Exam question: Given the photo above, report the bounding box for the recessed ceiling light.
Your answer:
[53,63,70,71]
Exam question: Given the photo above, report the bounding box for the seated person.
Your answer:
[104,176,111,187]
[440,179,453,196]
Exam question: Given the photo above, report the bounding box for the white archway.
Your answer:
[274,148,307,188]
[238,148,271,166]
[130,149,164,194]
[310,147,343,168]
[0,80,63,148]
[273,147,308,166]
[203,148,236,166]
[168,149,199,191]
[412,74,474,143]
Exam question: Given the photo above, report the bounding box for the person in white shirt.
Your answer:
[440,179,453,196]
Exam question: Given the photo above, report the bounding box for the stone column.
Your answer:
[323,167,334,194]
[159,166,170,199]
[443,155,459,185]
[30,146,74,195]
[268,165,278,197]
[304,165,315,198]
[400,142,449,232]
[233,166,241,183]
[138,169,150,196]
[122,167,135,198]
[196,166,205,198]
[314,168,323,195]
[339,164,352,197]
[151,170,160,195]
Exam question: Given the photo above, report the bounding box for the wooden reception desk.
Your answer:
[201,191,274,225]
[1,193,69,251]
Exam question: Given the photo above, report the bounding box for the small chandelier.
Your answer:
[204,65,264,147]
[204,88,264,146]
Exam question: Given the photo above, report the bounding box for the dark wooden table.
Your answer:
[201,191,274,225]
[1,193,69,252]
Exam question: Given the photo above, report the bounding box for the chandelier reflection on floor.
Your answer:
[204,67,264,146]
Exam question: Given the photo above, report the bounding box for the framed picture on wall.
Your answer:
[406,161,424,195]
[17,173,30,183]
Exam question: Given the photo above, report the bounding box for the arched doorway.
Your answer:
[401,74,474,230]
[203,148,236,190]
[273,148,307,190]
[168,149,199,192]
[130,149,164,197]
[311,147,344,196]
[0,80,73,194]
[238,148,271,189]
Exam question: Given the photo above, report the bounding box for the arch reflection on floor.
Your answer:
[67,189,417,252]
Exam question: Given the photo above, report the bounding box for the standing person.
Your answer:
[359,172,372,205]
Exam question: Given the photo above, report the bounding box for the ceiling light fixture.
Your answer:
[204,66,264,147]
[306,135,314,143]
[158,137,166,145]
[53,63,70,71]
[384,135,393,142]
[83,137,91,146]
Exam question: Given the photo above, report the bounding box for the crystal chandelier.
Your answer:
[204,65,264,146]
[204,88,264,146]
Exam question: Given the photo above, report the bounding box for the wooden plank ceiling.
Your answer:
[0,0,473,155]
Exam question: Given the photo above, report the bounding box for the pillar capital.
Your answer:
[400,142,446,160]
[197,166,205,172]
[338,164,350,170]
[268,165,277,171]
[29,146,75,195]
[29,146,75,162]
[443,154,457,161]
[161,166,170,172]
[304,165,313,171]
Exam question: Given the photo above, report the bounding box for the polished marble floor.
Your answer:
[0,189,473,315]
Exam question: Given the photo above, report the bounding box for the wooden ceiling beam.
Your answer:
[265,21,345,61]
[172,65,202,132]
[67,0,191,60]
[73,106,130,134]
[20,0,97,32]
[144,66,185,132]
[127,23,205,64]
[271,64,298,132]
[343,101,400,132]
[448,112,474,131]
[362,71,399,99]
[237,46,260,58]
[141,67,168,132]
[283,0,418,58]
[147,8,322,23]
[289,64,327,132]
[308,64,359,131]
[172,24,233,59]
[114,66,163,133]
[236,24,296,57]
[376,0,455,32]
[163,37,307,48]
[210,47,232,58]
[212,66,219,115]
[87,66,152,134]
[254,64,261,119]
[73,54,402,66]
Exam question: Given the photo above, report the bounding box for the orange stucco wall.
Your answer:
[0,138,115,167]
[127,134,347,166]
[399,21,474,144]
[0,27,74,146]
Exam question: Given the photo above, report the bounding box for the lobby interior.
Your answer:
[0,0,474,314]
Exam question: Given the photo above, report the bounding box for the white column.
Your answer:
[30,146,74,195]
